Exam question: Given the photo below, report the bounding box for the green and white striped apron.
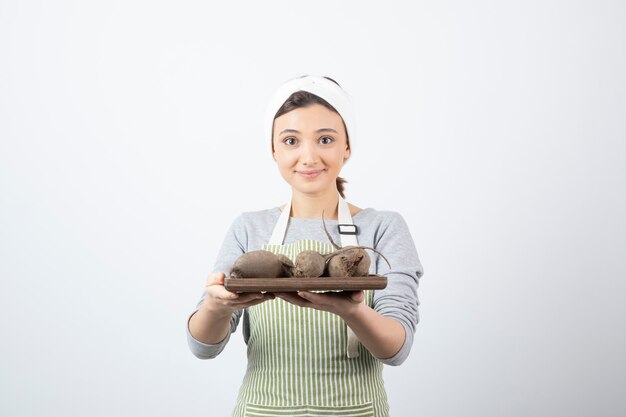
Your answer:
[231,194,389,417]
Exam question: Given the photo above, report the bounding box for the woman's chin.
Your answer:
[289,180,334,195]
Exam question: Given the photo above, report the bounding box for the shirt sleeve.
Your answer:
[370,211,424,366]
[186,214,249,359]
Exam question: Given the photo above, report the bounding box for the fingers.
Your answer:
[206,281,238,300]
[205,272,241,301]
[297,291,324,303]
[234,293,276,309]
[297,291,363,304]
[231,292,273,305]
[204,272,258,309]
[201,272,277,315]
[276,291,365,314]
[203,290,274,312]
[275,292,312,308]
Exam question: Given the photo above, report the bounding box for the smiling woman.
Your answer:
[271,79,351,202]
[272,102,351,206]
[186,75,424,417]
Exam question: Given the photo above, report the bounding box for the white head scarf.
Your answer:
[264,75,355,156]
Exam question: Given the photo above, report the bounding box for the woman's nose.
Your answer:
[300,141,319,164]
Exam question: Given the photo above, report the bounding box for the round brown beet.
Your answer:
[229,250,284,278]
[293,250,325,278]
[326,247,371,277]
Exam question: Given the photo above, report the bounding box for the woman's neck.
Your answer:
[289,188,340,220]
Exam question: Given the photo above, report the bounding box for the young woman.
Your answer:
[187,75,424,417]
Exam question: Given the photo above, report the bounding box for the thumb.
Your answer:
[208,272,225,286]
[350,291,365,303]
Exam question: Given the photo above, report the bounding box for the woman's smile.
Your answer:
[297,169,325,179]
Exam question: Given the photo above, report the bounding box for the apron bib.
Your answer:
[231,194,389,417]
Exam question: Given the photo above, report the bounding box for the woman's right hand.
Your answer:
[201,272,275,316]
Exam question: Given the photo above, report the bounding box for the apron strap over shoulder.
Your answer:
[270,192,358,246]
[268,198,292,245]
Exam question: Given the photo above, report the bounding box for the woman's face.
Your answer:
[272,104,351,195]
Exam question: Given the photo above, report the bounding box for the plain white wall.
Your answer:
[1,1,625,416]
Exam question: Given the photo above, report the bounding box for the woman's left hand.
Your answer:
[273,290,365,319]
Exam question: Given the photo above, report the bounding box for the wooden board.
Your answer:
[224,275,387,293]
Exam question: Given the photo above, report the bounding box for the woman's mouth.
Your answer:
[297,169,324,179]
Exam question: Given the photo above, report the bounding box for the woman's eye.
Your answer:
[283,137,297,145]
[320,136,334,144]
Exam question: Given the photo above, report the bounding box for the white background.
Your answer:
[1,1,625,416]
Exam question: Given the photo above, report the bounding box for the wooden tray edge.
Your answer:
[224,275,387,293]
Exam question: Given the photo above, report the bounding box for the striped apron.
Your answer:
[231,194,389,417]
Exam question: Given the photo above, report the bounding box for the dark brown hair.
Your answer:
[271,76,350,198]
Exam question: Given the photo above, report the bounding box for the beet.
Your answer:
[293,250,326,278]
[325,246,371,277]
[230,250,287,278]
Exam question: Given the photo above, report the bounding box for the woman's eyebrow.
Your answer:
[279,128,338,135]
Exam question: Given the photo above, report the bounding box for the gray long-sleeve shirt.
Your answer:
[186,207,424,366]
